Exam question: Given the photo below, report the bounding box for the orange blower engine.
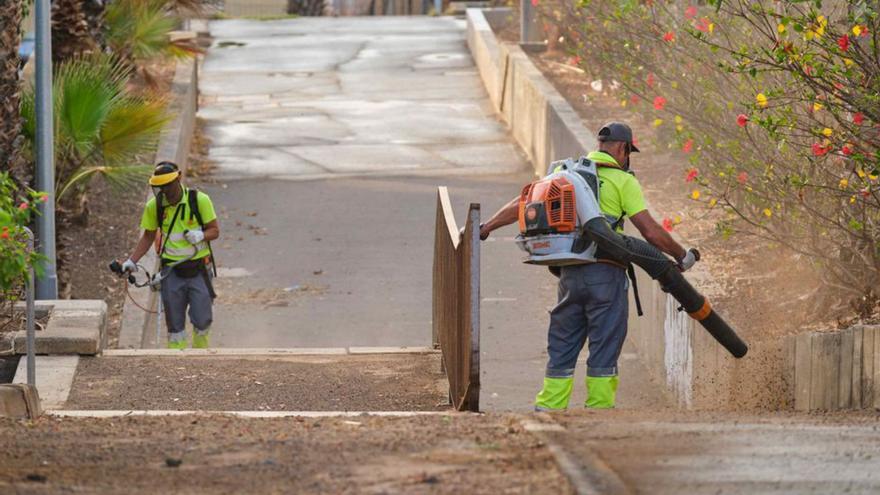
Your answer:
[515,168,601,266]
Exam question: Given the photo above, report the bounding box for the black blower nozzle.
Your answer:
[583,217,748,358]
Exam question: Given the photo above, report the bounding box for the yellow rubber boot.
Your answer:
[192,332,210,349]
[585,376,619,409]
[534,377,574,411]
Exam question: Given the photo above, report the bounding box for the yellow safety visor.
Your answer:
[149,170,180,186]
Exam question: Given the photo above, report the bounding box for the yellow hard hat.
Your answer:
[149,161,180,186]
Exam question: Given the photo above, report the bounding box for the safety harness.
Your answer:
[156,188,218,279]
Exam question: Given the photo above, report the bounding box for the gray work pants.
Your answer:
[160,268,213,335]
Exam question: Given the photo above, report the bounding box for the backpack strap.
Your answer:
[186,188,218,277]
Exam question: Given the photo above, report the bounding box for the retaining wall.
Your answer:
[118,58,199,349]
[466,8,745,408]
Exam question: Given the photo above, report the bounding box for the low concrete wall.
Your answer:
[4,300,107,356]
[118,58,199,350]
[466,8,741,408]
[791,325,880,411]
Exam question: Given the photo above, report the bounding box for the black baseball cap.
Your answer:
[597,122,639,152]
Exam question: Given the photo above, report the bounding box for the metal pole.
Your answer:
[156,294,162,349]
[24,228,36,387]
[34,0,58,300]
[520,0,537,43]
[433,0,441,15]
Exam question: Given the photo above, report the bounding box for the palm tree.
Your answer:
[52,0,100,62]
[19,54,168,217]
[0,0,25,180]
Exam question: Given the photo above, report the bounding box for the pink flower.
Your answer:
[569,56,581,66]
[842,144,853,156]
[684,6,697,19]
[0,231,8,240]
[838,35,850,52]
[685,168,698,182]
[630,95,640,105]
[736,114,748,127]
[695,17,712,33]
[646,73,655,88]
[653,96,667,110]
[663,31,675,42]
[737,171,748,184]
[530,0,538,6]
[18,202,28,210]
[682,139,694,153]
[812,143,831,156]
[854,112,865,125]
[662,218,674,232]
[40,194,48,203]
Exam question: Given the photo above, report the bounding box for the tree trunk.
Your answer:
[287,0,326,16]
[0,0,26,182]
[51,0,99,63]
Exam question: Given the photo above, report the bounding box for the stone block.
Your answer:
[0,384,41,419]
[11,299,107,355]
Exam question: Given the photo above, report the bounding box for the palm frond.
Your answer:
[100,97,168,164]
[58,164,153,200]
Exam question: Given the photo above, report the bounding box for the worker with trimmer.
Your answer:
[480,122,700,410]
[118,162,220,349]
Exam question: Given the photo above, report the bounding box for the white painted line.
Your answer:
[13,356,79,410]
[102,348,348,357]
[49,410,464,418]
[346,346,439,355]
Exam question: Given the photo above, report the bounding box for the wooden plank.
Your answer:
[809,332,841,411]
[874,327,880,410]
[784,335,796,409]
[862,326,875,407]
[839,328,854,409]
[794,332,812,411]
[852,326,863,409]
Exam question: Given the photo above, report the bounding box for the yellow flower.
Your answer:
[674,115,683,124]
[709,198,718,207]
[844,58,854,66]
[673,215,682,224]
[822,127,833,137]
[654,118,664,127]
[870,174,878,181]
[671,81,679,89]
[676,125,684,132]
[813,102,823,112]
[857,169,866,178]
[850,196,856,204]
[756,93,768,107]
[763,208,772,217]
[691,190,701,200]
[853,25,862,36]
[708,23,715,34]
[621,99,627,107]
[839,178,849,188]
[777,23,786,34]
[719,171,726,177]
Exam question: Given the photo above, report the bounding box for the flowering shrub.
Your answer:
[536,0,880,300]
[0,172,45,300]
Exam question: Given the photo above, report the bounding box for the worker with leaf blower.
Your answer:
[480,122,702,410]
[117,162,220,349]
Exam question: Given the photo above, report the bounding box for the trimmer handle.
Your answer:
[109,260,136,284]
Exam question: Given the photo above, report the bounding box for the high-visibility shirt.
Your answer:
[589,151,647,231]
[140,187,217,262]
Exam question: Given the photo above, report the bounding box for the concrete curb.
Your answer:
[102,346,439,357]
[0,384,42,419]
[520,418,631,495]
[12,356,79,410]
[49,410,463,418]
[4,300,107,356]
[118,57,200,350]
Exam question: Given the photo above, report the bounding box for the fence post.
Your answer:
[23,228,36,387]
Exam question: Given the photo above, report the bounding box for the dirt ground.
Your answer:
[66,354,448,411]
[0,413,569,494]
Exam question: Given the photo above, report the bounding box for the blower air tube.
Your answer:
[583,217,748,359]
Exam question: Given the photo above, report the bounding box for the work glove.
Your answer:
[184,229,205,245]
[121,258,138,274]
[678,248,700,272]
[459,223,490,241]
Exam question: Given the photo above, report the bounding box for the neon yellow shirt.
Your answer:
[140,187,217,261]
[588,151,647,230]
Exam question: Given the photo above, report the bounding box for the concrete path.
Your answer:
[195,17,670,411]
